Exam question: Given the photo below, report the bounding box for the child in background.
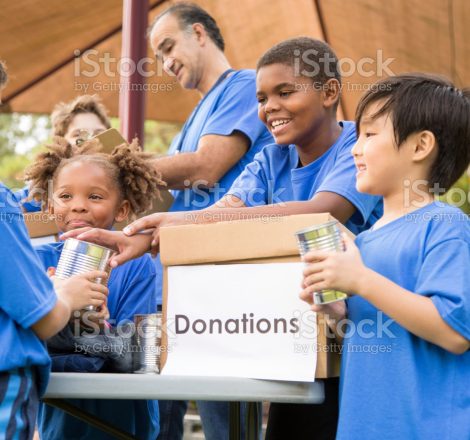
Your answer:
[301,74,470,439]
[24,138,165,440]
[0,60,109,440]
[17,94,111,212]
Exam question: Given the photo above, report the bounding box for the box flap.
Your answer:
[160,213,339,266]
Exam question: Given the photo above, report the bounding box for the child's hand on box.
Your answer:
[52,271,109,313]
[300,233,366,299]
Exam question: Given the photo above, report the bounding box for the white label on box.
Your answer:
[163,263,317,381]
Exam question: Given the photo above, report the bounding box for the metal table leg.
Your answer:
[229,401,242,440]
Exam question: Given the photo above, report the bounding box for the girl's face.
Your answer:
[65,113,107,146]
[256,63,328,149]
[50,161,129,232]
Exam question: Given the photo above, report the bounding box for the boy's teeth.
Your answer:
[272,119,290,128]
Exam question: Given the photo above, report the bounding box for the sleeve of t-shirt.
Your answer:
[0,209,57,328]
[416,238,470,340]
[225,149,270,206]
[316,141,380,226]
[200,73,266,147]
[112,257,158,325]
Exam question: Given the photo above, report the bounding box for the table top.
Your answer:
[44,373,324,403]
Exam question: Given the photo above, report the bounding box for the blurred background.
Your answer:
[1,0,469,210]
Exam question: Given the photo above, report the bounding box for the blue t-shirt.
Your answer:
[227,121,382,234]
[35,242,160,440]
[168,69,272,212]
[0,183,57,396]
[154,69,273,305]
[338,202,470,440]
[13,186,42,212]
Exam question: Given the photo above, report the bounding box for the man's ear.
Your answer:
[322,78,341,110]
[114,200,131,223]
[192,23,207,46]
[412,130,437,163]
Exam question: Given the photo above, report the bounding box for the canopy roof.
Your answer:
[1,0,468,123]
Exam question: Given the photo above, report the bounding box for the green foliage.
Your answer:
[0,113,181,190]
[440,172,470,214]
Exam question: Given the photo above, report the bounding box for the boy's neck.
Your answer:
[296,118,342,166]
[377,187,435,228]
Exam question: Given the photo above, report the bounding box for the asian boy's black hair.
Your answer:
[355,73,470,191]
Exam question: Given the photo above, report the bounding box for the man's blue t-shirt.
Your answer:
[338,202,470,440]
[154,69,273,305]
[168,69,273,212]
[35,242,160,440]
[0,183,56,396]
[227,121,382,234]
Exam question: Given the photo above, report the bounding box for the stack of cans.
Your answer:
[133,313,163,374]
[55,238,114,310]
[295,220,348,305]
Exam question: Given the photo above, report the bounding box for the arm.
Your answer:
[152,132,249,189]
[301,234,470,355]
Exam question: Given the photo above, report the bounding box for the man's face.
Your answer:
[150,13,203,90]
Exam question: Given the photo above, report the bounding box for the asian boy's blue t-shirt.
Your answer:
[0,183,56,396]
[338,202,470,440]
[154,69,273,305]
[228,121,383,234]
[35,241,160,440]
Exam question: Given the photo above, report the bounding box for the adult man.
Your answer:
[148,3,272,440]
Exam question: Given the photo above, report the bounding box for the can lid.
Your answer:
[63,238,114,258]
[295,220,339,240]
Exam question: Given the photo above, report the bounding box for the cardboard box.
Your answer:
[160,213,348,379]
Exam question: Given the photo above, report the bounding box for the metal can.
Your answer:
[295,220,348,305]
[133,313,162,374]
[55,238,114,310]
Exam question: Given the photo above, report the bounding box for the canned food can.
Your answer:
[55,238,114,310]
[133,313,162,374]
[295,220,348,305]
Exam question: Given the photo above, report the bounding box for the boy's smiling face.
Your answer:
[352,101,414,197]
[50,161,129,233]
[256,63,327,150]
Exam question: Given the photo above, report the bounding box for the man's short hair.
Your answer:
[51,94,111,137]
[256,37,341,87]
[150,2,225,51]
[355,73,470,191]
[0,60,8,89]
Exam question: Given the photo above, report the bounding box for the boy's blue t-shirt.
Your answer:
[227,121,383,234]
[338,202,470,440]
[0,183,57,396]
[35,241,160,440]
[13,186,42,212]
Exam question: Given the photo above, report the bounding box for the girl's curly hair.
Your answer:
[24,137,166,216]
